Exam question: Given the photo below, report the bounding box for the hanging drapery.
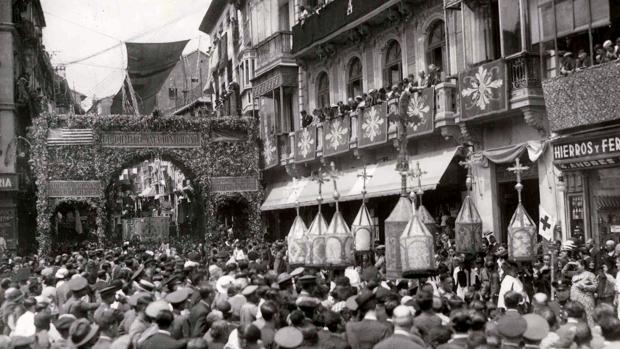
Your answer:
[482,140,548,164]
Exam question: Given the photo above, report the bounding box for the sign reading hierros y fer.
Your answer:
[553,133,620,170]
[101,132,201,148]
[48,181,103,197]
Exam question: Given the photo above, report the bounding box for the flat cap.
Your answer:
[242,285,258,296]
[290,267,305,277]
[522,313,550,341]
[145,300,171,318]
[68,276,88,292]
[165,289,189,305]
[497,312,527,339]
[274,326,303,348]
[54,314,77,331]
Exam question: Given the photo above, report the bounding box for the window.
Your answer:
[461,1,501,66]
[427,21,447,72]
[168,87,177,99]
[347,57,363,99]
[316,72,330,109]
[383,40,402,87]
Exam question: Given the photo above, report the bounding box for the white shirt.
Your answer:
[12,311,35,337]
[497,274,527,309]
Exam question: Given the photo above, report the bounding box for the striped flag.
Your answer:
[47,129,94,146]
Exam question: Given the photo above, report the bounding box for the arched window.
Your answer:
[316,72,330,110]
[383,40,402,87]
[346,57,363,99]
[426,20,446,73]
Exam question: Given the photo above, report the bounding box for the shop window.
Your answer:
[427,21,447,72]
[383,40,402,87]
[316,72,330,110]
[347,57,363,99]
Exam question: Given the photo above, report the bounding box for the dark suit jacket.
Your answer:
[189,300,210,337]
[437,336,469,349]
[140,332,186,349]
[170,313,191,340]
[413,311,442,340]
[318,330,349,349]
[373,333,425,349]
[345,319,391,349]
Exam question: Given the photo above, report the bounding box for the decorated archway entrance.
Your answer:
[29,113,263,254]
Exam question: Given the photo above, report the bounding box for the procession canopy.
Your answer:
[417,203,438,236]
[455,195,484,255]
[111,40,189,115]
[508,203,537,262]
[400,194,436,279]
[385,195,412,279]
[287,215,309,267]
[306,211,329,267]
[352,203,373,252]
[325,210,354,267]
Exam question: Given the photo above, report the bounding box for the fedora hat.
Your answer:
[70,319,99,347]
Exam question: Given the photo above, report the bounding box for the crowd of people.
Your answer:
[300,64,443,128]
[1,230,620,348]
[560,38,620,76]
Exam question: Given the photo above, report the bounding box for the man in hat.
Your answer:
[166,289,191,340]
[69,318,100,349]
[127,293,154,341]
[522,313,550,348]
[93,285,117,325]
[92,308,119,349]
[189,284,214,337]
[63,276,99,319]
[413,290,442,342]
[12,296,36,337]
[345,289,390,349]
[274,326,303,349]
[375,305,424,349]
[50,314,76,349]
[252,301,278,349]
[239,285,259,327]
[560,52,576,75]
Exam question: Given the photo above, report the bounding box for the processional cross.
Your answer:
[327,161,343,211]
[407,161,427,207]
[357,164,373,203]
[291,177,303,216]
[459,150,477,192]
[507,158,529,203]
[311,168,330,213]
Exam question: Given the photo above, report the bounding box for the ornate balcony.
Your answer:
[543,60,620,132]
[255,31,294,78]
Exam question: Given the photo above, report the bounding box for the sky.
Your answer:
[41,0,212,110]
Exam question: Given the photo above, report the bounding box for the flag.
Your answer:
[538,205,555,241]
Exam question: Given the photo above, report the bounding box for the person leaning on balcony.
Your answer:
[603,40,618,61]
[595,44,608,65]
[301,110,313,128]
[576,50,591,70]
[615,38,620,58]
[560,52,576,76]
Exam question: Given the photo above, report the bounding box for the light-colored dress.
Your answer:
[571,270,598,326]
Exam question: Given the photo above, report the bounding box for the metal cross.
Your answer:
[327,161,343,211]
[407,161,426,207]
[357,163,373,203]
[291,177,303,215]
[311,168,330,211]
[459,150,477,192]
[508,158,529,203]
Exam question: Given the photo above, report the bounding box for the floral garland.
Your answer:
[28,113,262,254]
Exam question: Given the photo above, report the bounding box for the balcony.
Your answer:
[291,0,402,56]
[458,53,544,125]
[255,31,294,78]
[542,60,620,132]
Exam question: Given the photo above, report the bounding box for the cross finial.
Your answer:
[291,177,303,215]
[327,161,343,211]
[459,150,477,192]
[311,168,330,212]
[357,163,373,203]
[508,158,529,203]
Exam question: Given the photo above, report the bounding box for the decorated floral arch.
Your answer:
[29,113,263,254]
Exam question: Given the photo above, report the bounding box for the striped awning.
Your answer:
[595,196,620,210]
[47,129,94,146]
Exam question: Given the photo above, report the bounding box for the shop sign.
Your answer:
[554,135,620,161]
[210,176,258,193]
[0,207,17,249]
[0,174,18,191]
[48,181,102,197]
[611,225,620,234]
[101,132,201,148]
[555,156,620,170]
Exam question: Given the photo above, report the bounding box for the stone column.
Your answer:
[471,161,502,242]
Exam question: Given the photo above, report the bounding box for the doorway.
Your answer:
[498,178,540,244]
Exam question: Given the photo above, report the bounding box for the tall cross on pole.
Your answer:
[327,161,342,211]
[291,177,303,216]
[407,161,427,207]
[508,158,529,203]
[459,149,477,193]
[311,168,330,213]
[357,163,373,204]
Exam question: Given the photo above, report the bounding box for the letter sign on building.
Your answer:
[0,174,18,191]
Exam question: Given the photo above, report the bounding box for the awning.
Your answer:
[139,187,157,197]
[260,147,460,211]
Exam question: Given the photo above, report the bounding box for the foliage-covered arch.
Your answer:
[29,113,263,254]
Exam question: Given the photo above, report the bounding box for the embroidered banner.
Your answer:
[262,134,279,169]
[406,87,435,137]
[358,104,388,149]
[323,116,350,157]
[294,125,316,163]
[459,59,508,120]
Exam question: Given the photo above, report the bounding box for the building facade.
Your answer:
[0,0,75,251]
[250,0,620,247]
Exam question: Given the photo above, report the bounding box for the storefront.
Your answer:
[553,126,620,244]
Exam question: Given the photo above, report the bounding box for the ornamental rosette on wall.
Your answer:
[28,113,263,254]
